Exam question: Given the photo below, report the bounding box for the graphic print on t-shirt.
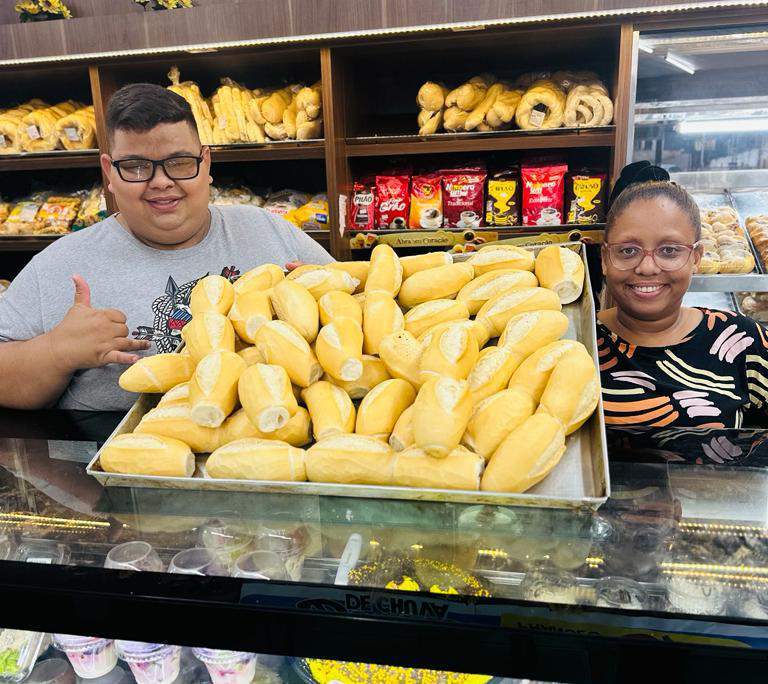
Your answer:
[132,265,239,353]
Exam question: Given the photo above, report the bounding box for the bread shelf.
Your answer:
[210,140,325,163]
[0,150,100,171]
[0,235,62,251]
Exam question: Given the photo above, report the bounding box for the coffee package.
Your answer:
[409,173,443,229]
[485,169,521,226]
[375,174,411,229]
[566,171,607,224]
[441,168,487,229]
[348,180,376,230]
[521,162,568,227]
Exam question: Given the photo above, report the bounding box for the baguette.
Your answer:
[534,245,585,304]
[318,290,362,327]
[189,350,247,428]
[467,345,522,404]
[270,279,320,343]
[219,406,311,447]
[365,243,403,297]
[468,245,535,275]
[206,438,306,481]
[481,413,566,492]
[497,310,569,357]
[398,263,474,309]
[253,320,323,387]
[228,288,273,344]
[392,445,484,490]
[388,404,414,452]
[315,318,364,382]
[355,378,416,441]
[238,363,298,433]
[119,353,194,394]
[301,380,356,440]
[508,339,587,402]
[157,381,190,407]
[305,434,394,485]
[456,269,538,315]
[399,251,453,279]
[417,318,490,349]
[286,264,322,281]
[378,330,423,388]
[233,263,284,294]
[462,386,535,460]
[100,433,194,478]
[412,376,473,458]
[324,355,390,399]
[418,321,479,383]
[362,291,405,355]
[135,405,220,453]
[326,261,369,293]
[537,348,599,434]
[181,312,236,364]
[292,268,359,299]
[403,299,469,339]
[475,287,562,338]
[190,274,235,317]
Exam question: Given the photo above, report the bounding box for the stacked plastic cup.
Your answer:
[115,642,181,684]
[52,636,117,680]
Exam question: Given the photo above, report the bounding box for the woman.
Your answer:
[598,177,768,429]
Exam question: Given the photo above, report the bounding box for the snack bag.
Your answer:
[286,193,329,230]
[263,189,311,216]
[485,169,521,226]
[37,195,81,234]
[566,171,607,224]
[408,173,442,229]
[348,180,375,231]
[1,200,44,235]
[441,168,487,229]
[521,162,568,226]
[375,174,410,229]
[72,186,108,230]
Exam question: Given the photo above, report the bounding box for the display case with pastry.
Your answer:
[695,205,757,275]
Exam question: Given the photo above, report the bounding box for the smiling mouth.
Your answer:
[626,283,668,297]
[145,197,182,209]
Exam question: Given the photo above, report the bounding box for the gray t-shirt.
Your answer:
[0,205,333,411]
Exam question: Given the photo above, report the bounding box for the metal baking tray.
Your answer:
[87,243,609,511]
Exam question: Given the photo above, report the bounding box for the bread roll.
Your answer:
[181,312,236,364]
[324,355,390,399]
[238,346,265,366]
[413,376,473,458]
[389,404,414,451]
[534,245,584,304]
[219,407,311,447]
[418,322,479,383]
[119,353,194,393]
[418,318,490,349]
[318,291,362,327]
[306,434,394,485]
[270,279,319,343]
[286,264,322,280]
[238,363,298,432]
[157,381,190,407]
[399,251,453,279]
[462,386,535,460]
[467,345,522,404]
[497,310,569,357]
[100,433,194,477]
[365,243,403,297]
[234,263,284,294]
[135,405,220,453]
[481,413,566,492]
[189,350,247,428]
[469,245,535,275]
[362,291,405,355]
[315,318,364,382]
[456,269,539,315]
[190,274,235,317]
[508,339,586,402]
[254,320,323,387]
[392,445,484,490]
[327,261,369,293]
[228,288,273,344]
[398,263,474,308]
[302,380,356,440]
[378,330,423,388]
[476,287,562,338]
[403,299,469,338]
[206,438,306,481]
[537,348,599,434]
[292,267,359,299]
[355,378,416,440]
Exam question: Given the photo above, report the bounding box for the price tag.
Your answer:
[19,204,39,222]
[338,194,347,237]
[27,557,53,564]
[217,115,227,130]
[64,127,81,142]
[98,194,107,212]
[27,125,41,140]
[0,134,5,148]
[529,109,546,128]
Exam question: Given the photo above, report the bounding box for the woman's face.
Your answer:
[602,197,701,322]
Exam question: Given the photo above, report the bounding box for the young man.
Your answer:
[0,83,333,411]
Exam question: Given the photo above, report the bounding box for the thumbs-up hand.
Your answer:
[47,275,151,373]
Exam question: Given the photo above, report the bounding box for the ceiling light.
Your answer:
[664,52,696,74]
[679,117,768,134]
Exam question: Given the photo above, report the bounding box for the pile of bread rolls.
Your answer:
[0,99,95,154]
[102,244,599,496]
[698,206,755,274]
[745,214,768,270]
[416,70,613,135]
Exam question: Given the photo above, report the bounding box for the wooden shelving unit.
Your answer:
[0,151,101,172]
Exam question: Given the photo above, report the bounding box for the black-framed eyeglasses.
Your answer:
[111,154,204,183]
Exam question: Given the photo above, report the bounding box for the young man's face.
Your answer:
[101,122,212,248]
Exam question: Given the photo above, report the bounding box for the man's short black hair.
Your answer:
[106,83,198,141]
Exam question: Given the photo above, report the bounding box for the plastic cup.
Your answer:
[192,648,257,684]
[254,523,309,581]
[232,551,288,580]
[115,642,181,684]
[104,542,164,572]
[169,548,229,576]
[52,636,117,680]
[200,518,254,569]
[27,658,76,684]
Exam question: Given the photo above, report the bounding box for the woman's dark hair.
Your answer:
[606,180,701,240]
[106,83,198,141]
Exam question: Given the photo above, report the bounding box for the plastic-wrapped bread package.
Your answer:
[389,404,415,452]
[362,291,405,355]
[355,378,416,441]
[481,413,566,492]
[291,267,359,300]
[269,279,319,343]
[228,288,273,344]
[189,350,247,428]
[315,318,364,382]
[157,382,190,407]
[119,354,194,393]
[536,348,599,434]
[238,363,298,433]
[134,405,220,453]
[418,322,479,383]
[305,434,394,485]
[326,261,369,292]
[467,345,521,404]
[391,445,484,490]
[324,355,390,399]
[397,263,474,308]
[534,245,585,304]
[475,287,562,338]
[365,244,403,297]
[100,434,195,478]
[508,339,586,402]
[467,245,535,275]
[182,312,236,364]
[412,376,473,458]
[318,291,363,327]
[254,320,323,387]
[417,318,490,349]
[220,406,311,447]
[190,275,235,317]
[378,330,423,388]
[399,251,453,279]
[456,269,538,315]
[301,381,356,440]
[403,299,469,338]
[497,310,569,357]
[206,438,307,481]
[462,386,536,460]
[233,263,284,295]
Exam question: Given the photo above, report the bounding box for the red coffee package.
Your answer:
[521,162,568,227]
[409,173,443,229]
[441,168,487,229]
[348,180,375,230]
[375,174,410,229]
